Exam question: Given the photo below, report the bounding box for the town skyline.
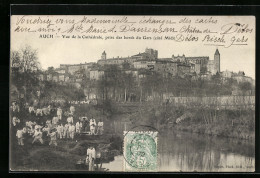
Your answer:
[11,44,255,79]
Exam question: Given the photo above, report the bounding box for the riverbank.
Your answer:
[111,102,255,141]
[171,108,255,140]
[174,123,255,140]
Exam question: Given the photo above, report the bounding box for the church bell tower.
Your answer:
[101,51,106,60]
[214,49,220,73]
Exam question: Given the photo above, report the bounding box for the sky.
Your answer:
[11,15,255,79]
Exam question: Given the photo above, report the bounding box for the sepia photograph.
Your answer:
[9,15,255,172]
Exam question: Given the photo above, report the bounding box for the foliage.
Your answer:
[11,45,41,73]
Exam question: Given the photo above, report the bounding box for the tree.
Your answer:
[239,82,253,93]
[11,45,40,73]
[122,62,131,70]
[48,67,55,72]
[10,45,41,102]
[10,51,20,67]
[120,72,136,102]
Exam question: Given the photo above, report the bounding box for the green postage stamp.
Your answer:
[123,131,158,172]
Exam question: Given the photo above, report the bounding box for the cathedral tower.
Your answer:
[101,51,106,60]
[214,49,220,73]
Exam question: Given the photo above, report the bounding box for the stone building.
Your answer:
[60,63,92,75]
[47,73,53,81]
[90,70,104,80]
[133,60,156,70]
[98,57,129,66]
[58,74,65,82]
[177,63,191,77]
[172,49,220,75]
[97,48,158,67]
[52,74,59,82]
[55,68,66,74]
[154,60,178,77]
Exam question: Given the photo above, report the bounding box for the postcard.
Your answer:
[10,15,255,172]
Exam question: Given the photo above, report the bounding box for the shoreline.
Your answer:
[173,124,255,141]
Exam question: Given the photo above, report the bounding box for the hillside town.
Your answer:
[24,48,253,96]
[12,48,254,90]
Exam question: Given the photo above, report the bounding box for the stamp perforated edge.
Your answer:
[123,131,158,172]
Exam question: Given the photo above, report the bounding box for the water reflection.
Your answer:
[158,131,254,172]
[104,131,254,172]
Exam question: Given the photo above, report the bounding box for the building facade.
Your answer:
[90,70,104,80]
[172,49,220,75]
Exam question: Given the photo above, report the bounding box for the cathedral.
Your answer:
[172,49,220,74]
[97,48,221,76]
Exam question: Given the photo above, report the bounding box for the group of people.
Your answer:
[15,120,58,146]
[11,100,104,147]
[80,117,104,135]
[50,99,97,105]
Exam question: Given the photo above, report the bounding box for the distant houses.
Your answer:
[33,48,253,87]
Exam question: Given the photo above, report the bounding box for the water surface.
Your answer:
[104,131,254,172]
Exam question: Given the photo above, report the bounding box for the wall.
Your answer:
[165,95,255,109]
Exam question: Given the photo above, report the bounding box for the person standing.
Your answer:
[85,117,90,132]
[86,146,96,171]
[69,105,75,115]
[16,128,26,146]
[11,101,20,118]
[36,108,43,116]
[89,118,96,135]
[69,124,76,140]
[76,120,82,134]
[63,123,69,139]
[67,116,73,124]
[29,106,35,114]
[12,117,20,127]
[57,123,64,139]
[52,116,59,126]
[48,129,57,146]
[32,127,44,144]
[97,121,104,135]
[57,107,62,120]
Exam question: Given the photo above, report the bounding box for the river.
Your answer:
[103,131,254,172]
